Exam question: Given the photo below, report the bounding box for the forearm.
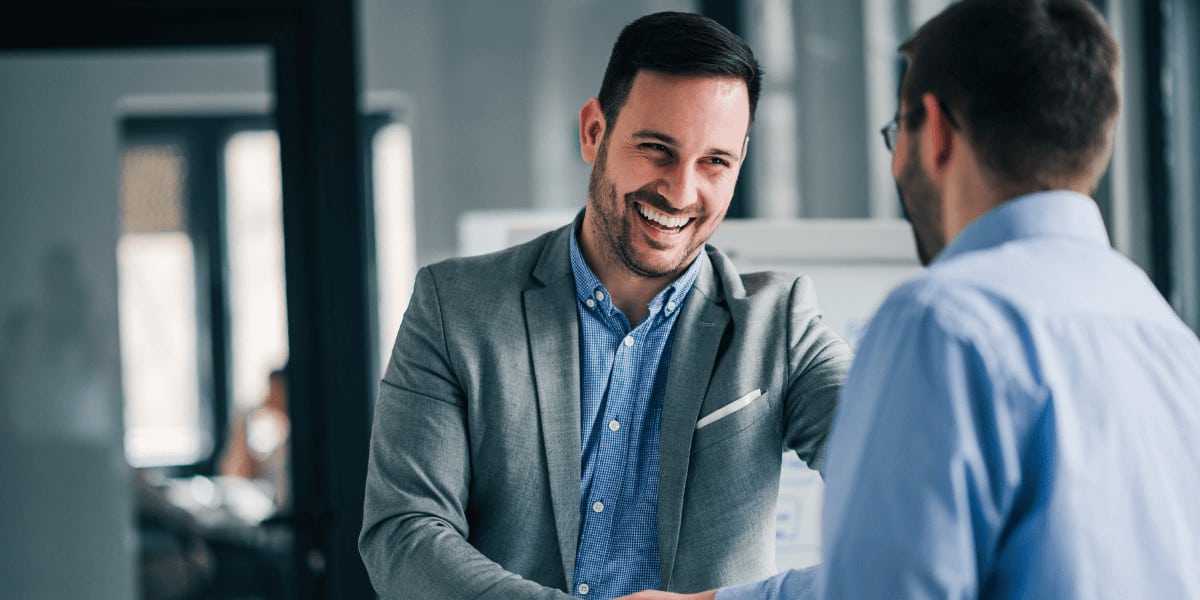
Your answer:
[615,569,820,600]
[714,567,820,600]
[360,515,573,600]
[361,382,569,599]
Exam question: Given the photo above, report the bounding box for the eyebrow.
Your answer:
[631,129,741,161]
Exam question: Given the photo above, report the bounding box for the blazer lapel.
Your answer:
[523,224,582,586]
[657,252,728,587]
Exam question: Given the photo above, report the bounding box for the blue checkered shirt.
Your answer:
[567,230,701,599]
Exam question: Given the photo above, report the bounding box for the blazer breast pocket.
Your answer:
[692,389,772,454]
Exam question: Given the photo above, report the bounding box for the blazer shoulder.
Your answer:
[705,243,805,303]
[739,270,806,298]
[424,224,568,289]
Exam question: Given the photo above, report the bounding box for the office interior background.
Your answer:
[1,0,1196,598]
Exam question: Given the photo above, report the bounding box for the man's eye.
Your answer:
[706,157,730,167]
[641,143,669,154]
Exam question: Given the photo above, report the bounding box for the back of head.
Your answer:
[597,11,763,129]
[900,0,1120,193]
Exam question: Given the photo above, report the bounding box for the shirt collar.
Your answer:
[568,218,702,318]
[935,190,1111,265]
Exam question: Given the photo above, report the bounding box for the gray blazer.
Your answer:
[360,222,852,599]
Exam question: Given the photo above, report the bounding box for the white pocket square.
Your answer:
[696,388,763,430]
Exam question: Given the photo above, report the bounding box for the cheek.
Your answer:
[696,197,732,228]
[702,176,737,211]
[613,162,661,194]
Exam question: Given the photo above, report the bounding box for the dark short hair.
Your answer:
[597,11,763,129]
[900,0,1120,190]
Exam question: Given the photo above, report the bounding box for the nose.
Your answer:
[660,162,699,209]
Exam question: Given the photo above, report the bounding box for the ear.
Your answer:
[579,98,606,164]
[919,92,955,172]
[740,136,750,164]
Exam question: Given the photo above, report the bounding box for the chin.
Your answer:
[624,248,690,279]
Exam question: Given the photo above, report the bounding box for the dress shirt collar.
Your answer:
[935,190,1111,265]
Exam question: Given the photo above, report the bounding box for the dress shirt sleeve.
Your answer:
[715,566,820,600]
[358,267,573,600]
[816,286,1027,598]
[782,275,855,473]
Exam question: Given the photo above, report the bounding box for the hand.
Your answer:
[614,590,716,600]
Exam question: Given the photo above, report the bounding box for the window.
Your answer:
[371,122,417,372]
[118,143,208,467]
[224,131,289,415]
[116,108,414,470]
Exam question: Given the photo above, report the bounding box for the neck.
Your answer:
[940,150,1007,244]
[577,218,679,326]
[598,268,674,325]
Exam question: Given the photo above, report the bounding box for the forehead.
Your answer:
[613,71,751,146]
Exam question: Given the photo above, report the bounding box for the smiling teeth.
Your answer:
[638,204,690,229]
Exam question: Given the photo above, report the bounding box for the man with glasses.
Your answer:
[621,0,1200,598]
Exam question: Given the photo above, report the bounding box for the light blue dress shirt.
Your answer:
[568,229,701,599]
[720,191,1200,599]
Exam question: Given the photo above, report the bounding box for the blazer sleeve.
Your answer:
[358,266,573,600]
[781,274,854,474]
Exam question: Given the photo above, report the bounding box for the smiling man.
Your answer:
[358,11,853,600]
[579,71,749,324]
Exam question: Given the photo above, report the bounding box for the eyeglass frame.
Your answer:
[880,98,959,152]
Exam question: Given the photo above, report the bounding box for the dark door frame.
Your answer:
[1,2,375,598]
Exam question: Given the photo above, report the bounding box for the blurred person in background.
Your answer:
[220,365,290,511]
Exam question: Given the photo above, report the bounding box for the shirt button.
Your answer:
[608,419,620,432]
[623,335,634,347]
[577,583,590,595]
[667,300,677,311]
[585,298,596,308]
[592,501,604,513]
[594,290,605,301]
